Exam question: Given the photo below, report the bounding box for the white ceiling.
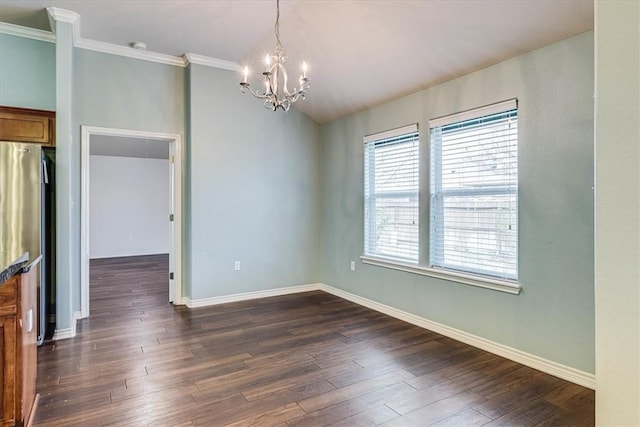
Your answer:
[0,0,594,124]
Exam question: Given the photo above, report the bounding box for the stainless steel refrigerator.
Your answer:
[0,141,54,345]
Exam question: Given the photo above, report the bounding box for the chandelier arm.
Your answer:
[288,92,301,103]
[279,63,296,97]
[241,84,271,100]
[270,66,278,97]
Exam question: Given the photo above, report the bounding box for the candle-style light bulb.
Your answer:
[302,61,308,78]
[242,66,249,84]
[265,54,271,72]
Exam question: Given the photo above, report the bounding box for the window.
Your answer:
[364,124,419,263]
[429,100,518,281]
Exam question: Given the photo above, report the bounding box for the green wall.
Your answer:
[0,34,55,110]
[186,64,321,300]
[72,51,322,311]
[74,49,185,134]
[52,19,75,332]
[71,49,186,317]
[319,32,595,373]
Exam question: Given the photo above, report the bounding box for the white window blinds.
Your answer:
[429,100,518,280]
[364,124,419,263]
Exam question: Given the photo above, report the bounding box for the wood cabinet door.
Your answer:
[0,278,16,317]
[0,106,56,146]
[0,315,17,424]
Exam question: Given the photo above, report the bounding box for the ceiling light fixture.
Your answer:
[240,0,310,112]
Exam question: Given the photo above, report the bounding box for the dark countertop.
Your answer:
[0,250,38,283]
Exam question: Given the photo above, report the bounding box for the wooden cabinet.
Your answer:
[0,315,17,424]
[0,106,55,147]
[0,267,38,426]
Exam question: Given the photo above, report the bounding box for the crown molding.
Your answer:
[77,38,186,67]
[8,8,238,70]
[46,7,80,24]
[47,7,80,43]
[0,22,55,43]
[44,7,185,67]
[184,53,241,72]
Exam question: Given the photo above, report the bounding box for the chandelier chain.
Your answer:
[275,0,282,52]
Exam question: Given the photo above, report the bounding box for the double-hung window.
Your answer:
[364,124,419,263]
[429,99,518,281]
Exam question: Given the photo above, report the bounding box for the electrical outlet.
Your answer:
[350,260,356,271]
[234,261,241,271]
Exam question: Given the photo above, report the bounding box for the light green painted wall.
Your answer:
[186,64,321,299]
[594,1,640,423]
[53,20,75,331]
[74,49,185,134]
[0,34,55,110]
[70,49,185,318]
[320,32,595,373]
[183,67,192,299]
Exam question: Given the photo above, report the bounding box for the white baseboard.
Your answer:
[318,284,596,390]
[52,328,73,340]
[52,311,82,341]
[183,283,323,308]
[181,282,594,389]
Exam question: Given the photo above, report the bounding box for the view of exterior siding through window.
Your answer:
[364,125,419,263]
[430,102,518,280]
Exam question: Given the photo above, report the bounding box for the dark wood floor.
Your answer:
[33,254,594,426]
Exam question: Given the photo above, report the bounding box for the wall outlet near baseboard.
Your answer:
[350,260,356,271]
[234,261,241,271]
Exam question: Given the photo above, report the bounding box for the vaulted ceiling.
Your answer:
[0,0,594,124]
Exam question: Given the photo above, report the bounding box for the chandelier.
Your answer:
[240,0,310,112]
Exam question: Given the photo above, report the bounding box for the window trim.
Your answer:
[429,99,519,282]
[360,255,521,294]
[429,99,517,128]
[363,124,418,144]
[363,123,420,264]
[359,100,522,295]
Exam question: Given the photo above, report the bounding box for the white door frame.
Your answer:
[80,126,183,318]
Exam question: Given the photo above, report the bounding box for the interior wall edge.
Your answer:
[51,310,82,341]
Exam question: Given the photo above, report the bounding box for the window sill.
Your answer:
[359,255,521,295]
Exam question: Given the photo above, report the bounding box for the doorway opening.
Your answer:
[80,126,183,318]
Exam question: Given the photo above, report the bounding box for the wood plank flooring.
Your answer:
[33,255,594,426]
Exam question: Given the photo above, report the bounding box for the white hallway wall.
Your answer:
[90,155,170,258]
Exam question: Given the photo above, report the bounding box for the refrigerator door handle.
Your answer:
[42,159,49,184]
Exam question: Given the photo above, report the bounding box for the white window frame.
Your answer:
[363,124,420,264]
[360,100,522,295]
[429,99,519,284]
